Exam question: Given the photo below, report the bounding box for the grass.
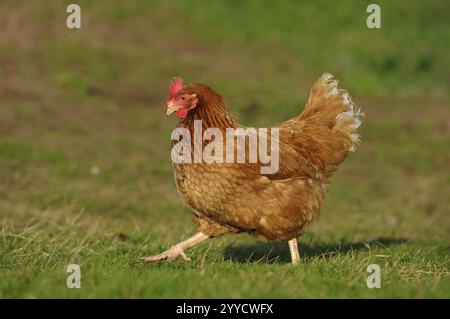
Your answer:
[0,1,449,298]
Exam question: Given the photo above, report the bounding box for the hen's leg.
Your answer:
[288,238,301,265]
[142,232,209,262]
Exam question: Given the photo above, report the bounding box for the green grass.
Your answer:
[0,1,449,298]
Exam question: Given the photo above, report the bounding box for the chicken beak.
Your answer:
[166,102,177,116]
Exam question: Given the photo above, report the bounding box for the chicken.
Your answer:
[142,73,363,265]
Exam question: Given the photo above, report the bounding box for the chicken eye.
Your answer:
[181,96,185,100]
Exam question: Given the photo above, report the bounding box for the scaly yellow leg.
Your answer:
[288,238,301,265]
[142,232,209,262]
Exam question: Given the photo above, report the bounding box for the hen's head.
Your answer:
[166,76,199,119]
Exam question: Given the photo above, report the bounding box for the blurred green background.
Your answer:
[0,1,449,298]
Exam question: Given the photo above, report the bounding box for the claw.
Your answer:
[179,250,191,262]
[141,245,191,263]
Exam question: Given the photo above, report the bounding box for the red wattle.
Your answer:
[176,109,188,119]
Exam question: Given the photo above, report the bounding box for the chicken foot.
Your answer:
[142,232,209,262]
[288,238,301,265]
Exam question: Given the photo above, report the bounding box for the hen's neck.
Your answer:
[178,90,239,131]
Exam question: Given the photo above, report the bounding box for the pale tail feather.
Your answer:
[319,73,365,152]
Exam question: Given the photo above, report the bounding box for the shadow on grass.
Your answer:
[223,237,409,264]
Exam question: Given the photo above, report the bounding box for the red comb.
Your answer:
[168,76,184,100]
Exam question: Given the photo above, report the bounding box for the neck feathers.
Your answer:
[179,84,238,130]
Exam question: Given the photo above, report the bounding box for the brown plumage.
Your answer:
[143,73,364,264]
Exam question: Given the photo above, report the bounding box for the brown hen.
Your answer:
[143,73,363,265]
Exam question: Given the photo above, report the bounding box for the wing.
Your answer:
[226,125,319,181]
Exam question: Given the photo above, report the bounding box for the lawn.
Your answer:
[0,1,449,298]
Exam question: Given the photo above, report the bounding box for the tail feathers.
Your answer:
[296,73,364,178]
[334,88,364,151]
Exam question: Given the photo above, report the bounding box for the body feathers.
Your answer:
[172,74,363,240]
